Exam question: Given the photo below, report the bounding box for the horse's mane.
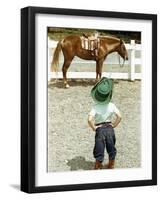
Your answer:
[99,35,120,42]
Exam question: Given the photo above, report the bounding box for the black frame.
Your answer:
[21,6,157,193]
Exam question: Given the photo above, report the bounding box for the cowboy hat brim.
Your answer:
[91,77,113,104]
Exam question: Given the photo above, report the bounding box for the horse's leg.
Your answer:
[62,57,73,88]
[96,58,104,81]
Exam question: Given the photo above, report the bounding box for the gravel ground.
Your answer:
[48,79,141,172]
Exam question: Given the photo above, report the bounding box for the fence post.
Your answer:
[130,40,135,81]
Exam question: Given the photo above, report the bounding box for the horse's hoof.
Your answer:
[65,84,70,88]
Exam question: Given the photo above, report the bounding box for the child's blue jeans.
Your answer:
[93,125,117,162]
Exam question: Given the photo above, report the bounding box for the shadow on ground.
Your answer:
[66,156,108,171]
[66,156,95,171]
[48,79,96,89]
[48,79,120,89]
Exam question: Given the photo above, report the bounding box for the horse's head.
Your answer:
[117,39,128,61]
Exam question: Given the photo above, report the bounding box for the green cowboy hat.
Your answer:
[91,77,113,104]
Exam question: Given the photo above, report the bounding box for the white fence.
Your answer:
[48,39,141,81]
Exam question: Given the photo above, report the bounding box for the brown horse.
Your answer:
[51,35,128,88]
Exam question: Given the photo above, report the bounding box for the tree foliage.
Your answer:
[48,27,141,43]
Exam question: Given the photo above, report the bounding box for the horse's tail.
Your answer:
[51,41,62,72]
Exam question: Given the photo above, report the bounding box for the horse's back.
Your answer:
[63,35,81,46]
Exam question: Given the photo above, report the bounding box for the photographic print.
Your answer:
[47,28,141,172]
[21,7,157,193]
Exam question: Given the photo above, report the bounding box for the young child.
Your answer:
[88,77,121,169]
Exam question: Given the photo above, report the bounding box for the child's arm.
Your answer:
[88,115,96,131]
[111,112,122,128]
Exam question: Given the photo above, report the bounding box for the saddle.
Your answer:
[81,34,100,56]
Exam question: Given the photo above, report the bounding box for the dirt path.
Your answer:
[48,80,141,172]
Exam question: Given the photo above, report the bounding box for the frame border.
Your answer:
[21,6,157,193]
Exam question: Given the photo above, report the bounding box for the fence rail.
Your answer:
[48,39,141,81]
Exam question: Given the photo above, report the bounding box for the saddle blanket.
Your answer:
[81,36,100,51]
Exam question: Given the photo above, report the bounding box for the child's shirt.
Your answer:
[89,102,120,124]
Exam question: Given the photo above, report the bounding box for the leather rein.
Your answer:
[118,53,125,67]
